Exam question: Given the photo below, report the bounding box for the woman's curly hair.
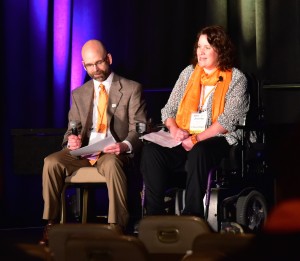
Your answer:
[191,25,236,71]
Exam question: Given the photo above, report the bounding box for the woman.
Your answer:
[140,25,249,217]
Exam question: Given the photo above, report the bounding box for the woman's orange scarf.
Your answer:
[175,65,232,132]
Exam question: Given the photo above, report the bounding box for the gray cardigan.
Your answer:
[161,65,250,145]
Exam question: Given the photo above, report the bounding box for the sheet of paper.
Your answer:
[140,130,181,148]
[70,136,116,156]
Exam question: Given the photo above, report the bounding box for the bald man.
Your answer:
[39,40,147,245]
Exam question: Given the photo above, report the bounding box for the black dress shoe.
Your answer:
[39,222,55,246]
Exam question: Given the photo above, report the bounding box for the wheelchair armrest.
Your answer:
[136,122,167,136]
[220,144,242,172]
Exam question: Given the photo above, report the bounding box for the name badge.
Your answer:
[190,111,207,134]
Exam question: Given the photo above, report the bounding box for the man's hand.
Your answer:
[103,142,129,155]
[67,134,82,150]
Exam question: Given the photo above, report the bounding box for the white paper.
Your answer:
[70,136,116,156]
[140,130,181,148]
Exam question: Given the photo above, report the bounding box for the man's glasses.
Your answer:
[84,55,108,70]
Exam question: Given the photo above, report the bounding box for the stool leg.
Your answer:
[60,185,68,224]
[82,188,88,223]
[141,183,145,218]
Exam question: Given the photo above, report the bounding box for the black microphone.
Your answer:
[218,76,223,82]
[136,122,147,135]
[70,120,78,136]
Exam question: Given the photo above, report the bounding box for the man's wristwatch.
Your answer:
[191,134,198,145]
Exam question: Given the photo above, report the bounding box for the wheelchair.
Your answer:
[138,73,271,234]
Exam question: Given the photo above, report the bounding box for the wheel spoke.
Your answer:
[236,190,268,232]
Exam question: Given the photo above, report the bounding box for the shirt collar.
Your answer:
[93,72,114,93]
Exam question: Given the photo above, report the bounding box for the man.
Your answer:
[39,39,147,245]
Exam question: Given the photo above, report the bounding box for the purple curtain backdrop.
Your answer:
[2,0,205,130]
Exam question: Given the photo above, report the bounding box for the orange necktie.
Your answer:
[96,84,108,133]
[89,84,108,165]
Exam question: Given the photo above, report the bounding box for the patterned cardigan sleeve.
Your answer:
[161,65,194,123]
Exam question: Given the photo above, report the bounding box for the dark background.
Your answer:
[1,0,299,228]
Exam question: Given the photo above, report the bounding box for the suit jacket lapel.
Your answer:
[80,81,94,146]
[107,74,122,124]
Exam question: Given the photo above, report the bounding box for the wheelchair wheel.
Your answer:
[236,190,267,232]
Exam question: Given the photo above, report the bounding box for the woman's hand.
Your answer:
[165,118,189,141]
[170,126,190,141]
[181,136,194,151]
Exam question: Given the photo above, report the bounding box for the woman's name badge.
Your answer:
[190,111,207,133]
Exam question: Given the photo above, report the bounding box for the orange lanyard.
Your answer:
[199,85,216,112]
